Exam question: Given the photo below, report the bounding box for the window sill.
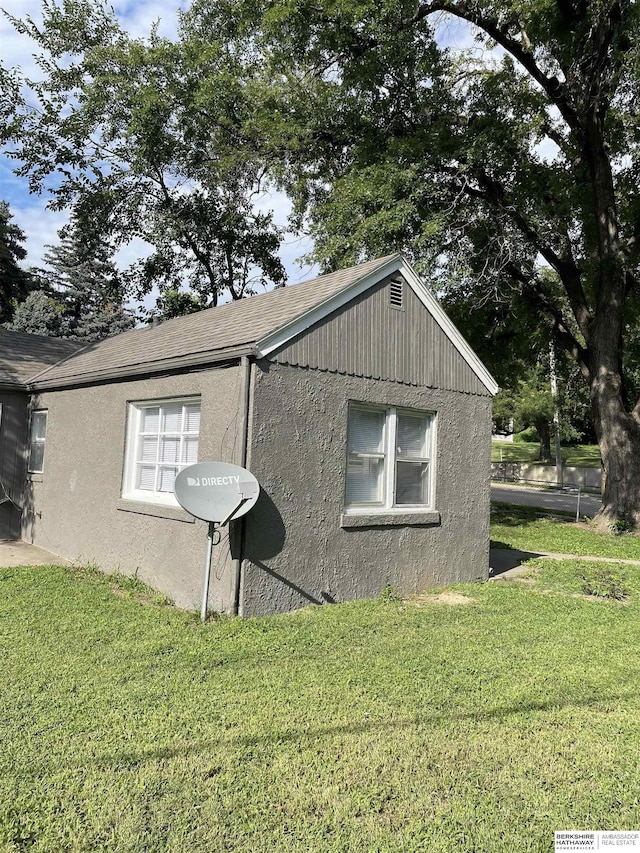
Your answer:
[340,510,441,528]
[116,498,195,523]
[27,473,44,483]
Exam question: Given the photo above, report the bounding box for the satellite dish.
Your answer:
[174,462,260,524]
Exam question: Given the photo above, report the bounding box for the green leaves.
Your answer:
[2,0,287,309]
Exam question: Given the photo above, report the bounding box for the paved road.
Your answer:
[491,483,601,517]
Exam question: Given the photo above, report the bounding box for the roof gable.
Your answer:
[256,256,499,396]
[25,254,497,396]
[30,255,397,389]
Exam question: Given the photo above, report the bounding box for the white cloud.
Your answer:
[112,0,184,40]
[1,0,47,82]
[10,199,68,269]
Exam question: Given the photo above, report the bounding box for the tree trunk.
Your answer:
[590,374,640,531]
[535,419,552,462]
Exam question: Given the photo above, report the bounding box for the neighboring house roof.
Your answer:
[26,254,499,395]
[0,328,83,390]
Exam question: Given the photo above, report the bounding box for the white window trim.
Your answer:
[28,409,48,474]
[122,397,201,507]
[345,403,436,514]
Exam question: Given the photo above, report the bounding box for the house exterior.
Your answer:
[0,255,498,616]
[0,329,83,540]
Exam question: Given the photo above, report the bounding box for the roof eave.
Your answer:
[28,344,256,391]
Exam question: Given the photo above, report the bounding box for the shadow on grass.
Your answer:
[491,503,566,526]
[94,689,636,771]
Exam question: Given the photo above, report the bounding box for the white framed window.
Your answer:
[28,410,48,474]
[345,403,435,511]
[122,398,201,505]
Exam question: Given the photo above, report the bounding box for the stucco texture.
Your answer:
[240,361,492,617]
[22,366,242,611]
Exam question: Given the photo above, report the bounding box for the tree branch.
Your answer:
[394,2,580,131]
[466,169,593,339]
[505,261,591,381]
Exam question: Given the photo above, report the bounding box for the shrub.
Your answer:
[513,427,538,443]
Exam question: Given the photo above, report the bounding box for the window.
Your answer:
[28,410,48,474]
[345,404,434,511]
[122,398,200,505]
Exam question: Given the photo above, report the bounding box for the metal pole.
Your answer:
[201,521,216,622]
[549,341,563,488]
[576,487,581,523]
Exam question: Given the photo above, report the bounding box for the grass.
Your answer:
[1,557,640,852]
[492,442,601,467]
[491,503,640,560]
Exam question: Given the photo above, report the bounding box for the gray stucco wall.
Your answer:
[0,390,28,539]
[23,366,242,611]
[240,361,492,617]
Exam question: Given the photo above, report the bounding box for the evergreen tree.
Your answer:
[7,289,66,337]
[0,200,33,323]
[34,220,135,341]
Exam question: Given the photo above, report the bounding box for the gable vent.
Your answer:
[389,278,404,309]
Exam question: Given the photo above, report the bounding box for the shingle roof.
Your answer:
[30,255,398,388]
[0,328,83,388]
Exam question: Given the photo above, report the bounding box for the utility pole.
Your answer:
[549,342,563,488]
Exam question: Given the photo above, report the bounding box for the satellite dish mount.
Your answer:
[174,462,260,621]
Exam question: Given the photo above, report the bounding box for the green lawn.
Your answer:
[492,441,601,467]
[491,503,640,559]
[1,558,640,852]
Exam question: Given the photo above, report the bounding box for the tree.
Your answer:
[8,218,136,342]
[2,0,286,309]
[496,377,555,461]
[184,0,638,528]
[7,289,67,337]
[152,289,205,322]
[0,200,33,323]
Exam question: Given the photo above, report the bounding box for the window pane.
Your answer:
[31,411,47,441]
[137,464,156,491]
[348,407,385,454]
[139,435,158,463]
[126,399,201,502]
[29,442,45,473]
[397,414,429,459]
[157,467,177,492]
[182,436,198,464]
[184,404,201,432]
[395,461,429,505]
[159,436,180,463]
[141,407,160,433]
[161,405,182,432]
[346,455,384,504]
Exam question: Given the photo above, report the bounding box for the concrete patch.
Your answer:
[489,548,543,578]
[490,564,542,583]
[0,539,71,568]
